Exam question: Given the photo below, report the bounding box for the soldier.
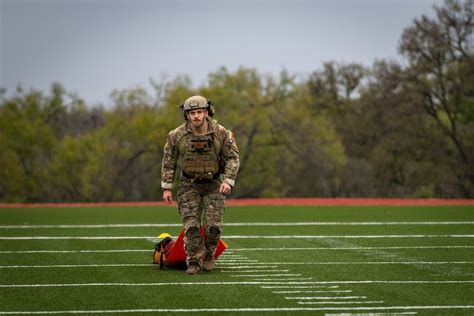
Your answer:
[161,95,239,275]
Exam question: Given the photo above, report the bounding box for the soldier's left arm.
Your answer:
[221,129,240,187]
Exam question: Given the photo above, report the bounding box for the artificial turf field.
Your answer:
[0,203,473,315]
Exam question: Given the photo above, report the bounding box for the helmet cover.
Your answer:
[183,95,208,111]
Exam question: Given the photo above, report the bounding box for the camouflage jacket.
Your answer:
[161,118,239,190]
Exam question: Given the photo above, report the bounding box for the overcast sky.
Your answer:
[1,0,443,106]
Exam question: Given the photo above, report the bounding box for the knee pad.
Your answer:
[185,226,200,237]
[209,225,221,235]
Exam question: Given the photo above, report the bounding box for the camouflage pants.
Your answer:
[177,179,225,266]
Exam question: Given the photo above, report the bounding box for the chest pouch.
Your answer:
[182,135,220,179]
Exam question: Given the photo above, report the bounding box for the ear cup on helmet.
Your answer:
[180,97,215,120]
[207,100,215,117]
[179,104,188,120]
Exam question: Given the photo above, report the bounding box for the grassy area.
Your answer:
[0,204,473,315]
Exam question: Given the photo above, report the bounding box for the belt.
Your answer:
[182,171,220,183]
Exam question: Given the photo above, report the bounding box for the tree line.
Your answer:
[1,0,472,202]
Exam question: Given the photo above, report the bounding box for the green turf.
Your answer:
[0,205,473,315]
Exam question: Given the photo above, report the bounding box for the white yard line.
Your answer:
[324,313,416,316]
[285,296,367,300]
[218,266,279,269]
[298,301,384,305]
[221,270,290,273]
[251,278,315,281]
[232,246,474,251]
[231,274,302,277]
[227,222,474,226]
[0,237,150,240]
[215,260,259,262]
[1,221,472,229]
[224,235,474,239]
[1,245,472,254]
[0,224,182,229]
[0,261,470,269]
[2,280,472,288]
[218,261,473,265]
[0,236,151,240]
[273,290,352,294]
[261,286,340,289]
[0,264,152,269]
[0,250,149,254]
[1,234,473,240]
[0,306,472,314]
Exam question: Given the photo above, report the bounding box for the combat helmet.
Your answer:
[180,95,215,120]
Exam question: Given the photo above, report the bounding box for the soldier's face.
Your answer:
[187,109,208,128]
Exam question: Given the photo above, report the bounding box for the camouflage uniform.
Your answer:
[161,114,239,267]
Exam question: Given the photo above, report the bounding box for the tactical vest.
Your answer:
[180,134,221,180]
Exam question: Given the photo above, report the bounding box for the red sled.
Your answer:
[153,225,228,269]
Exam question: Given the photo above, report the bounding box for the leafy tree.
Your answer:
[346,61,458,197]
[0,86,65,202]
[78,85,185,201]
[201,66,346,197]
[399,0,473,196]
[203,67,286,197]
[308,61,366,114]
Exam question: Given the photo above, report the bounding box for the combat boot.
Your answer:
[202,254,215,272]
[185,262,201,275]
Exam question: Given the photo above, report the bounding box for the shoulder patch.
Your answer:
[225,129,238,154]
[226,130,235,145]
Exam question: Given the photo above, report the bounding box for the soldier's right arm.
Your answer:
[161,131,179,190]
